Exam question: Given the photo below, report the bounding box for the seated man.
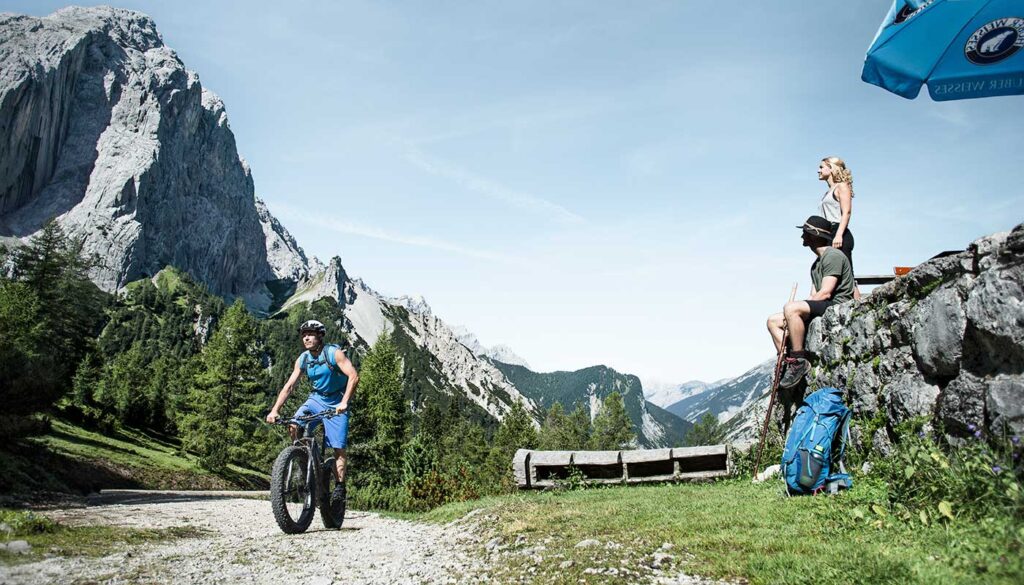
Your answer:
[767,215,855,388]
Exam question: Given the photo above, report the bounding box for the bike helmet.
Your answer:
[298,319,326,336]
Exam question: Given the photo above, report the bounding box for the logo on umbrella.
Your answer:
[893,0,933,25]
[965,18,1024,65]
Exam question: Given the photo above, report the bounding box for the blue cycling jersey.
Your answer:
[300,344,348,401]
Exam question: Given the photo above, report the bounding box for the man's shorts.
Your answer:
[806,299,834,320]
[295,393,350,449]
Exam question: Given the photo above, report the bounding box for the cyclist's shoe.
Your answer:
[779,357,810,389]
[330,483,346,518]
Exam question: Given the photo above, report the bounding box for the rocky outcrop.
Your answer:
[0,7,301,301]
[806,223,1024,444]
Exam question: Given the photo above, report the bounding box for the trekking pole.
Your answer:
[752,283,797,480]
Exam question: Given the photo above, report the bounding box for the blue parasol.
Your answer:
[862,0,1024,101]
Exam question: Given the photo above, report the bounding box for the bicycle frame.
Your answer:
[273,410,337,492]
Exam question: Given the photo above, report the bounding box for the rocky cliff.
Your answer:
[723,223,1023,448]
[806,223,1023,450]
[0,7,302,301]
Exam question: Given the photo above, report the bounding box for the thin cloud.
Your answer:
[271,203,527,265]
[403,145,585,225]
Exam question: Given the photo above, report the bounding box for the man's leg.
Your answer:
[783,301,812,352]
[333,448,347,483]
[778,301,813,389]
[767,312,787,353]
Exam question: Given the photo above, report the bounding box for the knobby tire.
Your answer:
[270,445,316,534]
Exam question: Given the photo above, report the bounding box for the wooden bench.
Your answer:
[855,250,962,287]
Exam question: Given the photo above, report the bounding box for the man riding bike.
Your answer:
[266,320,359,514]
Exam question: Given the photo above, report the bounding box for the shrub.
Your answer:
[0,509,58,536]
[873,427,1023,523]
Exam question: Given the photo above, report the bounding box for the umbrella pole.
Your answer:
[752,283,797,480]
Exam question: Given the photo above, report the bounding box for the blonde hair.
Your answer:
[822,156,854,195]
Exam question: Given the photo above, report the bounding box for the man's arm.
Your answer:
[266,357,303,423]
[809,276,838,301]
[334,348,359,413]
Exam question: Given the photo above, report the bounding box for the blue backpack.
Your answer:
[782,387,853,495]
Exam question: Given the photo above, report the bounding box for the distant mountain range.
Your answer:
[492,362,692,448]
[637,361,776,443]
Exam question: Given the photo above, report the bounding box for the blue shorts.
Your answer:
[295,394,350,449]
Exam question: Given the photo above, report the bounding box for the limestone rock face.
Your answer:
[0,7,294,300]
[807,223,1024,444]
[256,197,319,283]
[726,224,1023,446]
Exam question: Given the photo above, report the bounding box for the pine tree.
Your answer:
[538,402,593,450]
[566,404,593,450]
[589,392,635,450]
[180,300,270,471]
[354,331,407,485]
[484,402,538,491]
[12,220,106,381]
[685,412,725,446]
[538,402,568,450]
[0,280,55,424]
[2,221,106,419]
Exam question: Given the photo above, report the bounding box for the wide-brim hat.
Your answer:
[797,215,833,241]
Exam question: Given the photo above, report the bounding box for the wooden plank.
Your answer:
[581,478,625,486]
[529,451,573,466]
[856,274,896,285]
[671,445,727,458]
[677,470,731,480]
[572,450,621,465]
[621,448,672,464]
[624,475,675,484]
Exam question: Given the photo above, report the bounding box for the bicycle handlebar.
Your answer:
[269,410,338,425]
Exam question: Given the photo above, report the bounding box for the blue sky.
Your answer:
[6,1,1023,385]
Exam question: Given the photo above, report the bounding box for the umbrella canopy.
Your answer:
[862,0,1024,100]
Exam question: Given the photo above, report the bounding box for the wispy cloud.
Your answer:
[271,203,527,265]
[403,145,585,225]
[925,102,970,127]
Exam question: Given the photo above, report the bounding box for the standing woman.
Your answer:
[818,156,861,300]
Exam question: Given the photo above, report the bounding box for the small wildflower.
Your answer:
[917,431,925,438]
[992,466,1002,474]
[974,430,982,439]
[1013,436,1020,445]
[967,423,977,432]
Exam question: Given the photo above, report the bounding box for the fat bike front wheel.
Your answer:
[270,446,316,534]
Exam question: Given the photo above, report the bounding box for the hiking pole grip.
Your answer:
[752,283,798,480]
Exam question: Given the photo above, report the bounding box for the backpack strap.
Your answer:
[323,344,340,375]
[824,410,854,494]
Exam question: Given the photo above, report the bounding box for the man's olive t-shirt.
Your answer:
[810,248,855,303]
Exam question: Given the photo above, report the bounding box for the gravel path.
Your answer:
[0,493,488,584]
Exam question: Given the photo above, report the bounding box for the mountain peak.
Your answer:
[390,294,432,316]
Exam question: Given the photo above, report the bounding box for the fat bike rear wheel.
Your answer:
[270,446,316,534]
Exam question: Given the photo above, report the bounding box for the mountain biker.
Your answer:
[266,319,359,511]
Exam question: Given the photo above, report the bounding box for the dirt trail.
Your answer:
[0,492,486,584]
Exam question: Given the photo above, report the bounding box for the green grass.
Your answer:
[1,419,267,498]
[423,479,1023,584]
[0,509,205,564]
